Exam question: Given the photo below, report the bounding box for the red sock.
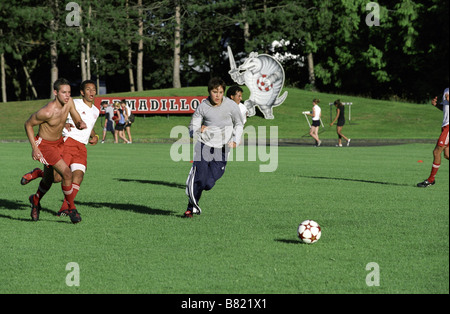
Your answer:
[427,163,440,183]
[60,184,80,211]
[72,183,80,201]
[62,184,76,210]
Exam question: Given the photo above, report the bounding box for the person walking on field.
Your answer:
[417,87,449,188]
[113,101,131,144]
[24,78,87,223]
[306,98,322,146]
[101,101,115,143]
[330,99,351,147]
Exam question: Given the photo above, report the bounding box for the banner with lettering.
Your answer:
[94,97,206,114]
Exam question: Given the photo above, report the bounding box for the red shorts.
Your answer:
[35,136,64,166]
[437,124,449,147]
[63,137,88,173]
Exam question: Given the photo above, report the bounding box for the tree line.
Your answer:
[0,0,448,103]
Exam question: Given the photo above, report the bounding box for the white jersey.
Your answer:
[312,104,321,121]
[238,103,248,124]
[63,98,100,145]
[442,88,449,127]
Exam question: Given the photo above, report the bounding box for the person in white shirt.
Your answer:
[121,99,133,144]
[417,87,449,187]
[21,80,100,219]
[226,85,248,124]
[306,98,322,146]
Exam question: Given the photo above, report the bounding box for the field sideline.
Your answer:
[0,86,444,141]
[0,142,448,294]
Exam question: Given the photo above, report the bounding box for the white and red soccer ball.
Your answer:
[297,220,321,244]
[256,75,273,92]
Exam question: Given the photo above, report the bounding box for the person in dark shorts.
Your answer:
[101,101,115,143]
[306,98,322,146]
[330,99,351,147]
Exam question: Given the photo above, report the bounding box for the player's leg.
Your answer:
[126,124,132,143]
[309,126,319,144]
[314,126,321,146]
[417,144,445,187]
[337,126,348,144]
[336,126,343,146]
[52,159,81,223]
[21,167,44,185]
[114,129,119,143]
[185,143,212,217]
[29,166,54,221]
[57,143,86,220]
[119,129,130,143]
[417,126,448,187]
[57,170,84,215]
[102,128,107,143]
[428,144,445,182]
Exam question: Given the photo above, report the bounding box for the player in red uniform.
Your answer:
[22,80,99,221]
[417,88,449,187]
[24,78,87,222]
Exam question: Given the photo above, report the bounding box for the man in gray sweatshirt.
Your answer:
[185,77,244,217]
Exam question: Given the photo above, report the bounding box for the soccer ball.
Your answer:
[297,220,321,244]
[256,75,273,92]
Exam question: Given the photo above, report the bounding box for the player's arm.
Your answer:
[24,108,51,161]
[330,108,340,126]
[68,98,87,129]
[229,107,244,148]
[189,107,203,139]
[431,96,443,111]
[89,129,99,145]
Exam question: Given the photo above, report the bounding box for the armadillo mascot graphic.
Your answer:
[228,46,288,119]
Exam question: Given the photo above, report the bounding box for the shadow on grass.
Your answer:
[76,201,177,216]
[115,178,185,189]
[275,239,302,245]
[295,175,412,187]
[0,198,71,223]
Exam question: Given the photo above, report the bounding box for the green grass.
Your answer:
[0,142,448,294]
[0,86,443,141]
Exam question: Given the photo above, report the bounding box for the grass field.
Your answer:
[0,142,448,294]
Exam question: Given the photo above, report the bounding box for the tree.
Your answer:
[48,0,60,98]
[173,0,181,88]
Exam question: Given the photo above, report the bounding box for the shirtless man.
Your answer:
[22,80,100,219]
[24,78,87,223]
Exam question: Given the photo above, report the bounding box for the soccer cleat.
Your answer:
[57,209,70,217]
[184,205,202,218]
[21,168,43,185]
[192,204,202,215]
[68,209,82,224]
[417,180,435,188]
[29,194,41,221]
